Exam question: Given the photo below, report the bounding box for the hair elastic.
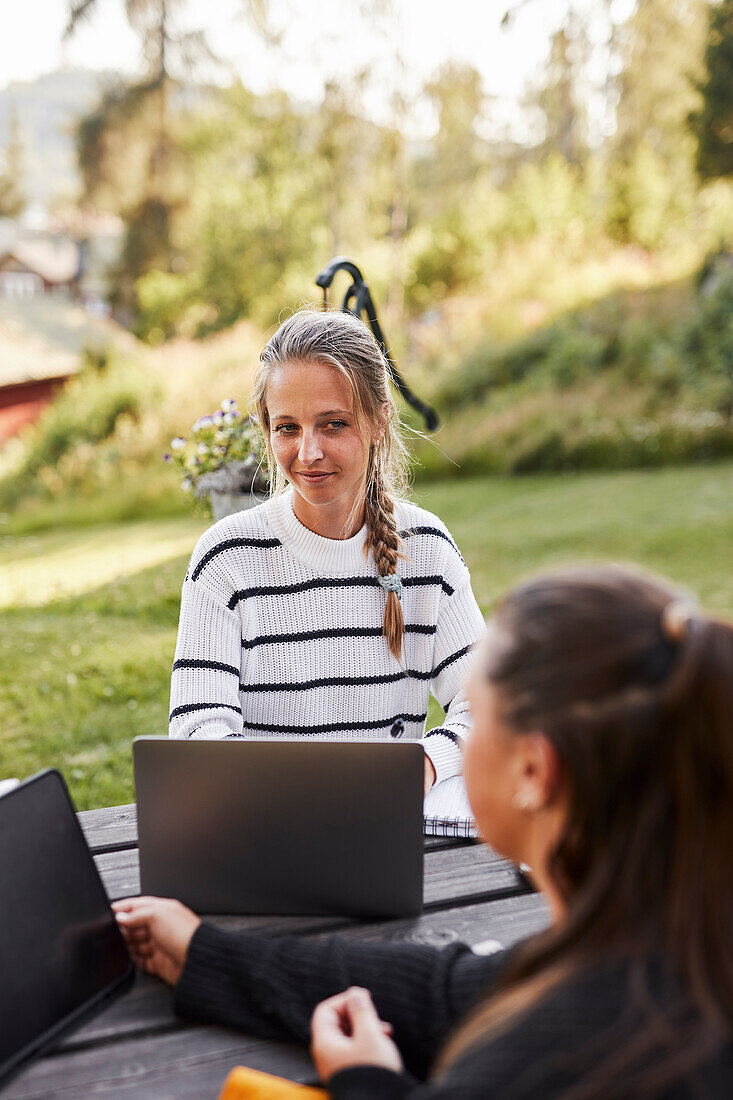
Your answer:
[378,573,403,600]
[661,599,697,643]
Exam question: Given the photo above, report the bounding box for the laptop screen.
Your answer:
[0,770,132,1079]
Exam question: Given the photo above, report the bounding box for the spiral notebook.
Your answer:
[423,776,478,838]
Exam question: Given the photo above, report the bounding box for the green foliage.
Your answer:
[680,265,733,416]
[691,0,733,180]
[404,209,484,309]
[134,85,327,339]
[608,142,699,250]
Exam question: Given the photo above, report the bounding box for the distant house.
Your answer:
[0,237,81,298]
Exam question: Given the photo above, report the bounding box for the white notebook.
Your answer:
[423,776,478,838]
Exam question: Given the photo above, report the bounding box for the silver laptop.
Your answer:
[133,737,424,917]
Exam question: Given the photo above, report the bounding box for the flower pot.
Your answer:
[209,489,263,523]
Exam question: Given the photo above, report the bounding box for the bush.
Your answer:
[413,264,733,478]
[0,360,152,511]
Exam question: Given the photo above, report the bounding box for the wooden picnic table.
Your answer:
[5,804,550,1100]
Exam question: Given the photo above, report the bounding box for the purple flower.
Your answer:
[162,453,171,462]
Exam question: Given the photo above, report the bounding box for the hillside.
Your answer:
[1,248,732,531]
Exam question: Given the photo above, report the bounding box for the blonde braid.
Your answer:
[364,447,405,662]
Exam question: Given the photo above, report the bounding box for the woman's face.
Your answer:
[464,628,568,904]
[464,655,526,864]
[266,359,373,530]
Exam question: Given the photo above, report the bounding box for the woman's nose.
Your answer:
[299,430,324,464]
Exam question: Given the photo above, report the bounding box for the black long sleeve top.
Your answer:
[174,923,732,1099]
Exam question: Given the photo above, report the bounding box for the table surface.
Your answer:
[5,804,550,1100]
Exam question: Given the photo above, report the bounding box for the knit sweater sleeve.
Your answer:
[169,536,244,740]
[420,562,485,785]
[174,923,506,1079]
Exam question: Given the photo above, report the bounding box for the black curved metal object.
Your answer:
[316,257,440,432]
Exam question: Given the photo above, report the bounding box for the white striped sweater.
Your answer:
[169,490,486,784]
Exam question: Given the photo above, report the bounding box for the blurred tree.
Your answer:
[0,106,25,219]
[67,0,215,324]
[530,10,590,165]
[314,75,372,255]
[609,0,706,244]
[422,62,486,195]
[614,0,706,161]
[691,0,733,179]
[135,84,326,339]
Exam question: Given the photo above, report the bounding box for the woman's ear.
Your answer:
[512,733,563,812]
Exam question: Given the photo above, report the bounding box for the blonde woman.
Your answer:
[169,310,485,794]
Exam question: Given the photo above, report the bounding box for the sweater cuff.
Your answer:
[421,728,463,785]
[174,921,254,1022]
[329,1066,417,1100]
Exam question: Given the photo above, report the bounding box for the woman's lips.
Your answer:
[296,471,333,482]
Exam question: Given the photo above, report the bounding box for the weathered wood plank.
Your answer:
[78,803,138,853]
[94,841,527,909]
[3,1028,314,1100]
[61,892,549,1049]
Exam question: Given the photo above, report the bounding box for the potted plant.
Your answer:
[164,400,269,521]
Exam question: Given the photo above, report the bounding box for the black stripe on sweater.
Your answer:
[237,645,472,694]
[400,525,466,564]
[191,537,282,582]
[433,645,472,678]
[241,623,437,650]
[173,658,239,676]
[227,574,453,610]
[230,713,427,736]
[424,728,462,747]
[241,670,417,693]
[170,702,243,721]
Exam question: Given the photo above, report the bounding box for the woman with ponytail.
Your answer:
[120,563,732,1097]
[169,309,485,795]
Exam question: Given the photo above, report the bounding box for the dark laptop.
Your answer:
[134,737,424,917]
[0,770,134,1088]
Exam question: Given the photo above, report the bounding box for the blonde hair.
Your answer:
[251,309,411,660]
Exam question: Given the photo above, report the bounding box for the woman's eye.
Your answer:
[274,424,297,434]
[326,420,347,430]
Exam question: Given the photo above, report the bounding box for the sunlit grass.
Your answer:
[0,516,205,609]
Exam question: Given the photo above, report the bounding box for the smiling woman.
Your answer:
[168,309,486,795]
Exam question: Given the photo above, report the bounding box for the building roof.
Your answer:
[0,237,80,284]
[0,295,120,387]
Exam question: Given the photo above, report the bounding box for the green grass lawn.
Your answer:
[2,461,732,810]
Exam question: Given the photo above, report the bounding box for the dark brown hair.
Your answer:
[252,309,410,660]
[439,564,733,1095]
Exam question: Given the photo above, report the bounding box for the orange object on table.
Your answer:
[218,1066,328,1100]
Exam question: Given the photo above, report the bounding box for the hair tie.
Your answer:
[661,599,697,643]
[378,573,403,600]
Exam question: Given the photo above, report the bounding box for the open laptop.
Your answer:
[0,770,134,1088]
[134,737,424,917]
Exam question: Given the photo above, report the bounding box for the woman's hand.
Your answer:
[112,896,201,987]
[310,987,403,1082]
[424,753,437,795]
